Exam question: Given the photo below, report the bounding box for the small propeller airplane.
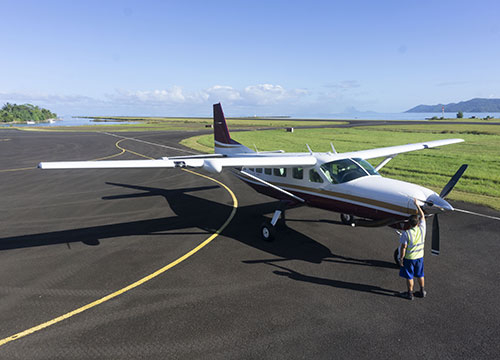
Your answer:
[39,103,467,263]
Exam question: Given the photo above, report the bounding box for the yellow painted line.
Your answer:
[0,148,238,347]
[0,167,36,173]
[116,140,153,159]
[0,139,126,172]
[0,139,11,142]
[91,139,127,161]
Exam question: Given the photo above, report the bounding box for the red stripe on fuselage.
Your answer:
[240,177,407,223]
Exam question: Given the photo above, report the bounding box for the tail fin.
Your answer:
[213,103,253,155]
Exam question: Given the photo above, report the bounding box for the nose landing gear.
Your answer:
[340,213,355,226]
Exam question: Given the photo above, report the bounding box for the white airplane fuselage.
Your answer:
[235,152,452,228]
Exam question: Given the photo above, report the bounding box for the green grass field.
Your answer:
[10,117,347,133]
[429,117,500,123]
[182,124,500,210]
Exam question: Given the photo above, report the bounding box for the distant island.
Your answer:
[406,98,500,113]
[1,103,57,123]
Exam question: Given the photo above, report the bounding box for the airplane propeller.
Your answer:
[431,164,468,255]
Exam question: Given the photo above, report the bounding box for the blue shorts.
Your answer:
[399,258,424,279]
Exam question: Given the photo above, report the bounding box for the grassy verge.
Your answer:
[9,118,347,133]
[428,118,499,123]
[180,134,214,153]
[183,124,500,210]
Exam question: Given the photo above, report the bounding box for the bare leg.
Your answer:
[417,277,425,290]
[406,279,414,293]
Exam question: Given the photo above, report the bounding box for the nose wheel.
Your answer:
[340,213,355,225]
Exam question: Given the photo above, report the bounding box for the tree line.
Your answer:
[1,103,57,123]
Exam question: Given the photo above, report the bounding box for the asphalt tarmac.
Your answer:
[1,129,499,359]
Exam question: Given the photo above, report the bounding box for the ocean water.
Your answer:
[1,116,139,127]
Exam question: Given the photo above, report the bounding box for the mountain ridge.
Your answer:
[406,98,500,113]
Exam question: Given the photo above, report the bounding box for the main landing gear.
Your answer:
[260,201,288,242]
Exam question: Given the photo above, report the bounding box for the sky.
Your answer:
[1,0,499,117]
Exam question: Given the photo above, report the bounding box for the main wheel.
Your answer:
[393,248,400,266]
[260,221,276,242]
[340,213,354,225]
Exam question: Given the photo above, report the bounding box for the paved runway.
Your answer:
[1,129,499,359]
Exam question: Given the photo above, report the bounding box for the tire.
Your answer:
[340,213,354,225]
[393,248,400,266]
[260,221,276,242]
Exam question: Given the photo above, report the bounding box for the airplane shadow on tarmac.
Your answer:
[0,181,398,295]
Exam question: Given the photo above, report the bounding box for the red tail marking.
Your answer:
[213,103,232,144]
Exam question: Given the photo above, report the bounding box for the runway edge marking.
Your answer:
[0,148,238,347]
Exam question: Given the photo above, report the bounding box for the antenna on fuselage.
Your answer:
[306,144,313,155]
[253,144,259,153]
[330,142,337,154]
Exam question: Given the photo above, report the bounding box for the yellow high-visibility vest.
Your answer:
[404,226,425,260]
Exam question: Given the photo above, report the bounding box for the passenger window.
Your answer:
[293,167,303,179]
[309,169,324,183]
[249,168,255,172]
[264,168,272,175]
[256,168,262,173]
[273,168,287,177]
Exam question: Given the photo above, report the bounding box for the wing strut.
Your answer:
[375,155,396,171]
[239,170,305,203]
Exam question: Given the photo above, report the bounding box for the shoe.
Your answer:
[399,291,414,300]
[417,289,427,298]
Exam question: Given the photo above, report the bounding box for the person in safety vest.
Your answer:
[398,198,427,300]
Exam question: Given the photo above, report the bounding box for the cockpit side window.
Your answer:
[354,158,379,176]
[319,162,339,184]
[319,158,379,184]
[309,169,324,183]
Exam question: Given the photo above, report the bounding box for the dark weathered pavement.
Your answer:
[0,129,499,359]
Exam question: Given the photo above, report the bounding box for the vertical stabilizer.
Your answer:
[213,103,253,155]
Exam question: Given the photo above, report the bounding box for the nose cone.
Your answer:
[425,193,454,212]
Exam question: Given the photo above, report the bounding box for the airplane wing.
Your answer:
[339,138,464,160]
[38,137,461,173]
[38,155,317,173]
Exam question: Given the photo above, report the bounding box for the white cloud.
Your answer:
[106,84,308,108]
[242,84,308,105]
[109,86,209,105]
[205,85,241,103]
[0,83,313,116]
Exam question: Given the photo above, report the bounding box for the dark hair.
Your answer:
[409,215,419,228]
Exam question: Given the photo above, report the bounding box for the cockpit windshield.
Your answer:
[320,158,379,184]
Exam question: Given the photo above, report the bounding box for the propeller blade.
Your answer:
[440,164,468,198]
[431,214,440,255]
